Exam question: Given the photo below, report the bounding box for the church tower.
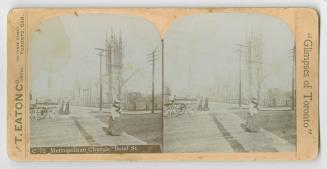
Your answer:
[105,29,124,104]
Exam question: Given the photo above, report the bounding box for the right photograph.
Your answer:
[163,13,296,153]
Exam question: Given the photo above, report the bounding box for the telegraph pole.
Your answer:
[95,48,107,111]
[147,48,160,113]
[289,44,296,110]
[98,51,103,111]
[161,39,164,113]
[235,44,248,107]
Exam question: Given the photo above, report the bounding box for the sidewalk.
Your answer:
[30,115,89,147]
[30,106,147,147]
[214,111,295,152]
[164,106,295,152]
[72,114,146,145]
[70,106,147,145]
[164,112,233,152]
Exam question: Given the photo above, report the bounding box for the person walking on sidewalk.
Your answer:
[58,100,64,114]
[246,98,260,132]
[107,98,123,136]
[64,101,70,115]
[203,97,209,111]
[197,97,203,111]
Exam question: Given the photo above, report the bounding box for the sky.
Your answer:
[30,14,162,99]
[30,13,294,100]
[164,13,294,97]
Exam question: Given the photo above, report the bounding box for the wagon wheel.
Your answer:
[30,108,36,120]
[40,108,47,120]
[167,104,176,118]
[163,104,170,117]
[175,104,188,117]
[164,104,176,118]
[185,104,195,114]
[168,104,183,117]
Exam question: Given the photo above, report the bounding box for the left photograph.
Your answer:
[29,14,163,153]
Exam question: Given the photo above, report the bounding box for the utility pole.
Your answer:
[98,51,103,111]
[289,44,296,110]
[95,48,107,111]
[235,44,248,107]
[161,39,164,113]
[147,48,160,113]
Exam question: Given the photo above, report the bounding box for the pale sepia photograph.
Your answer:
[163,13,296,152]
[29,14,163,153]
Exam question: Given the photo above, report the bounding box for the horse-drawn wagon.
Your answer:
[30,102,58,120]
[164,97,197,118]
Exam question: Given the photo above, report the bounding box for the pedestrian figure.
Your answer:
[64,101,70,115]
[197,97,203,111]
[107,98,123,136]
[203,97,209,111]
[246,98,259,132]
[58,101,64,114]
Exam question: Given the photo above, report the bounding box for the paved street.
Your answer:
[164,102,296,152]
[30,115,89,147]
[30,106,148,147]
[31,103,295,152]
[94,112,162,145]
